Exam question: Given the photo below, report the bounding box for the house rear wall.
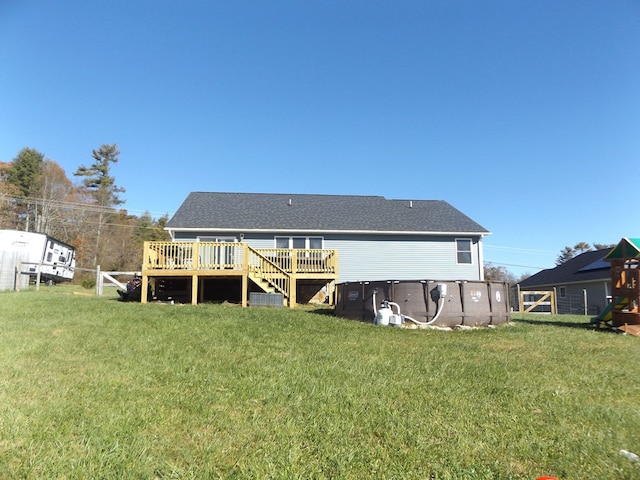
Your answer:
[172,231,484,283]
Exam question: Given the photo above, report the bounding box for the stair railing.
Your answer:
[247,246,291,298]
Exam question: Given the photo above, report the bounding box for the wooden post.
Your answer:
[191,274,198,305]
[141,274,149,304]
[242,274,248,307]
[327,280,335,306]
[290,250,297,308]
[241,242,248,307]
[192,242,199,270]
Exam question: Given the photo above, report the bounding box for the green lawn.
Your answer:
[0,287,638,479]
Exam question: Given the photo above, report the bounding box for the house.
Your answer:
[517,248,612,315]
[141,192,490,307]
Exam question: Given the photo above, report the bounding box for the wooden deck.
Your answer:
[141,241,338,307]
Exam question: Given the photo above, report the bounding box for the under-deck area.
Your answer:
[141,241,339,307]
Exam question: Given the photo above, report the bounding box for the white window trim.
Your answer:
[455,237,473,265]
[274,236,324,249]
[197,236,238,242]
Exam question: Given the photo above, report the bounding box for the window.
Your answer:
[309,237,322,249]
[559,286,566,298]
[456,238,472,264]
[275,236,323,249]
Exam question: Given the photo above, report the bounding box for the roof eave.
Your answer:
[519,277,610,288]
[165,227,490,235]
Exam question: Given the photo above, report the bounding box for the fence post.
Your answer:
[35,263,41,291]
[96,265,101,296]
[15,259,21,292]
[583,289,588,315]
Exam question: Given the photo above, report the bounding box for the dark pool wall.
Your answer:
[335,280,511,327]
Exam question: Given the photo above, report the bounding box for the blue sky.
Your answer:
[1,0,638,277]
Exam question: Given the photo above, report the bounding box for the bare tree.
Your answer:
[484,262,517,284]
[32,160,77,238]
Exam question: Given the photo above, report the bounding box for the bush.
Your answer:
[81,278,96,289]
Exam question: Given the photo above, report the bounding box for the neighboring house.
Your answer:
[517,248,612,315]
[164,192,490,283]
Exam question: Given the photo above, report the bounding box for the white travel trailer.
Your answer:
[0,230,76,290]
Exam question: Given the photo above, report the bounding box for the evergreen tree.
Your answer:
[74,144,126,267]
[555,242,594,265]
[8,147,44,197]
[7,148,45,231]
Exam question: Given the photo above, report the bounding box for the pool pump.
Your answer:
[374,300,403,327]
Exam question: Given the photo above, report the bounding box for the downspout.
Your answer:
[477,236,485,281]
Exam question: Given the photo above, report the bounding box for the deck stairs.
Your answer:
[247,247,291,305]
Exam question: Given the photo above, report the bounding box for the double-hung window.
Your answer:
[275,236,323,249]
[456,238,472,264]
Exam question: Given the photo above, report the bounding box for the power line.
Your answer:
[0,192,171,218]
[485,260,548,270]
[484,244,557,255]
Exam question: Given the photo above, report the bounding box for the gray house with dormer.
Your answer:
[164,192,490,284]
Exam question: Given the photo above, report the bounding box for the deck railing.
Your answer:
[143,242,338,275]
[248,248,337,274]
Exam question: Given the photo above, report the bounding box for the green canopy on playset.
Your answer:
[604,237,640,261]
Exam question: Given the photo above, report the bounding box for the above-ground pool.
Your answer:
[335,280,511,327]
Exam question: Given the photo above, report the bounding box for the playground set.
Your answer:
[593,237,640,336]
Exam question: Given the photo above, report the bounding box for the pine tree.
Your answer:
[74,144,126,267]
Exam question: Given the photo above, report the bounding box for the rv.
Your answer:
[0,230,76,289]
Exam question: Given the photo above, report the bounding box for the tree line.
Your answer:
[0,145,170,275]
[555,241,615,265]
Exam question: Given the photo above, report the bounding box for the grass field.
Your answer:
[0,286,639,479]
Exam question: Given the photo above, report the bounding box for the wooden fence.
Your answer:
[517,287,557,314]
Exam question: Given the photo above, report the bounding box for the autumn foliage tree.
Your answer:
[32,160,78,236]
[2,144,170,274]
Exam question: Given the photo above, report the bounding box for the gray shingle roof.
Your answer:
[166,192,490,234]
[518,248,612,288]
